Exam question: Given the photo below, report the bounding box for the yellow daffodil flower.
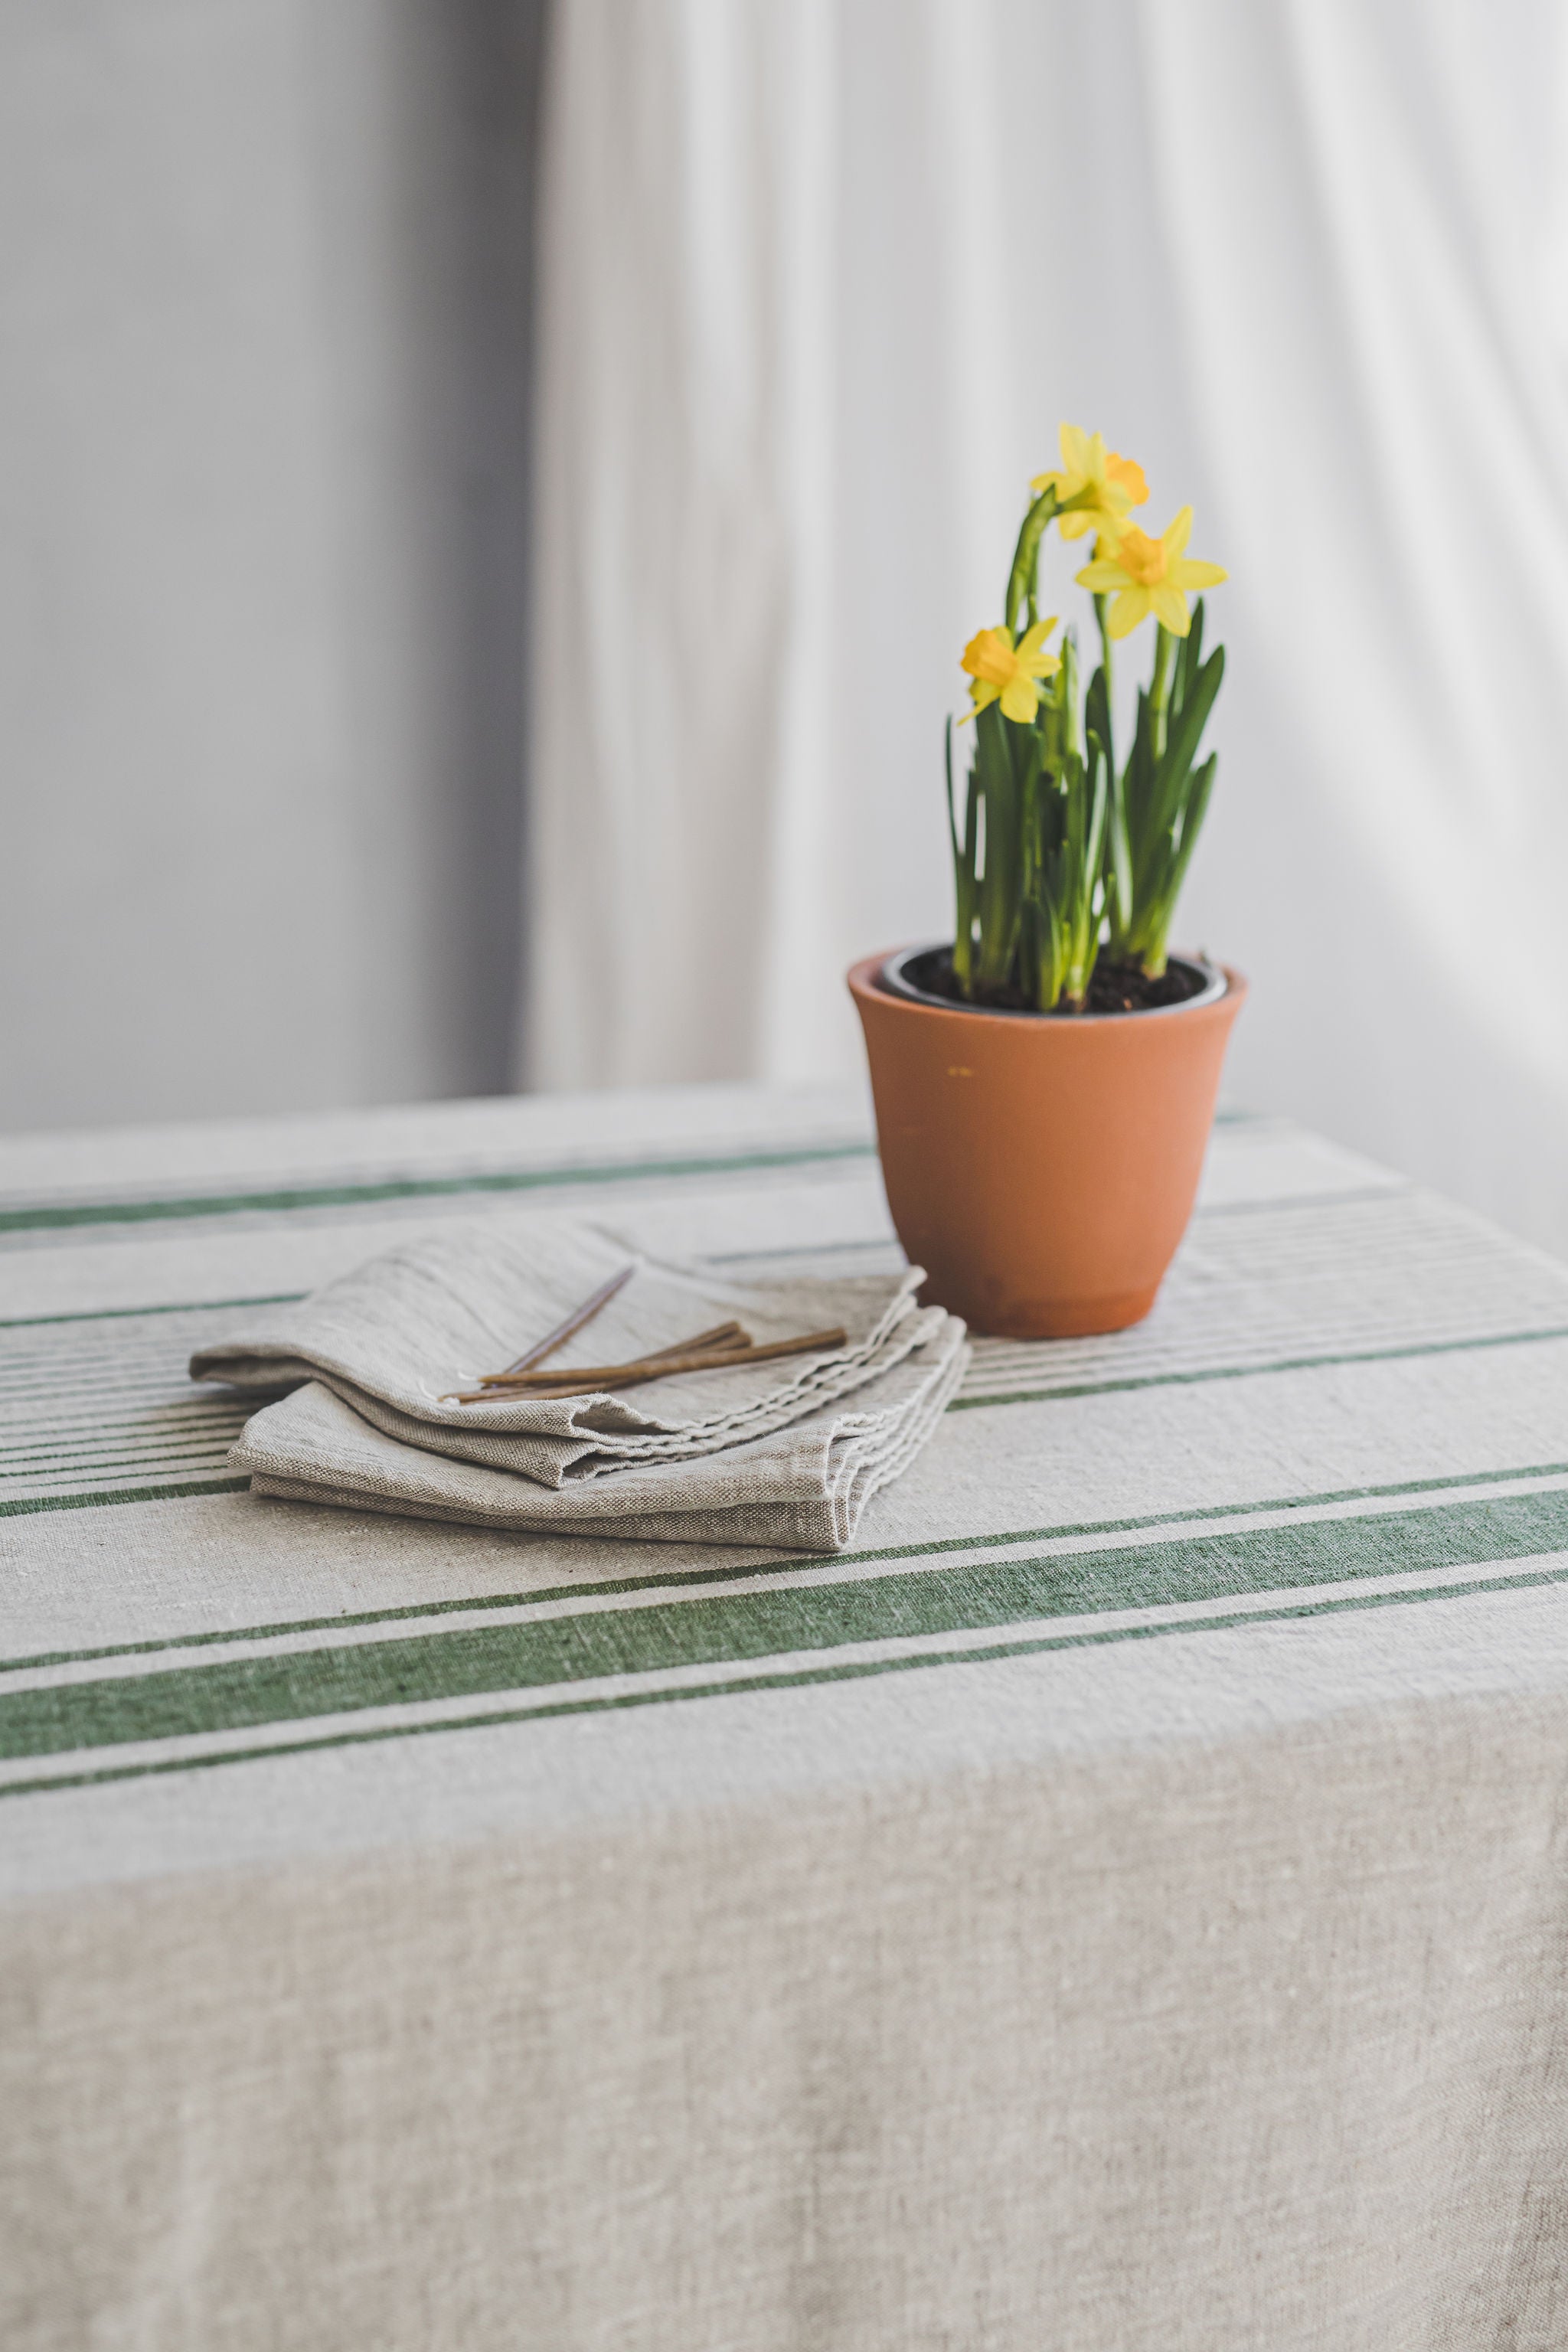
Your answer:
[1074,508,1227,639]
[960,619,1060,724]
[1031,423,1149,543]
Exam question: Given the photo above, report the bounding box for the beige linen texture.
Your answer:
[13,1088,1568,2347]
[236,1329,965,1550]
[194,1220,968,1550]
[5,1684,1568,2352]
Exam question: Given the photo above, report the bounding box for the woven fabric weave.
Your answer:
[9,1084,1568,2349]
[191,1220,967,1550]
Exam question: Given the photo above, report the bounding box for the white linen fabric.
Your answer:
[8,1086,1568,2345]
[230,1339,962,1552]
[192,1223,929,1471]
[529,0,1568,1255]
[191,1219,965,1550]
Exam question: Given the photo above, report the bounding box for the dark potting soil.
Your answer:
[897,946,1210,1017]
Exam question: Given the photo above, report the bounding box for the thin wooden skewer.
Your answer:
[476,1320,750,1386]
[439,1300,749,1408]
[449,1325,848,1405]
[642,1320,750,1359]
[476,1321,751,1390]
[489,1330,839,1393]
[517,1325,848,1393]
[443,1320,749,1406]
[496,1263,634,1378]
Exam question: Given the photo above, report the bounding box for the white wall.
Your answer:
[0,0,538,1130]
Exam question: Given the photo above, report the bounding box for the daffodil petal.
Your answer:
[1107,453,1148,505]
[961,627,1015,687]
[1059,422,1088,477]
[1162,506,1193,561]
[1057,510,1093,539]
[1170,560,1228,590]
[1106,586,1152,639]
[1150,585,1191,635]
[1076,560,1127,592]
[999,677,1040,724]
[1029,470,1063,498]
[1017,618,1058,660]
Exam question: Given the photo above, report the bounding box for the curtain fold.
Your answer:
[529,0,1568,1252]
[528,0,841,1087]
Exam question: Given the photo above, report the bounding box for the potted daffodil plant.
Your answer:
[849,426,1246,1338]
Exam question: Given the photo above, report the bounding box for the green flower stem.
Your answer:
[1093,593,1114,707]
[945,715,976,988]
[1148,622,1177,763]
[1059,633,1080,763]
[1004,488,1058,638]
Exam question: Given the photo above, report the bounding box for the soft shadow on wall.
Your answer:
[0,0,542,1131]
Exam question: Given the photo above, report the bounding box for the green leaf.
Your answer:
[944,714,959,864]
[1084,729,1110,887]
[974,702,1021,987]
[1166,752,1217,905]
[1175,597,1205,710]
[1135,645,1224,902]
[1123,687,1155,854]
[1103,757,1132,945]
[1085,661,1113,786]
[1060,632,1080,764]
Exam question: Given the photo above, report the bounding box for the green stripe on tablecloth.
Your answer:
[0,1419,242,1455]
[1194,1184,1412,1217]
[0,1434,240,1472]
[3,1465,234,1498]
[0,1293,307,1331]
[8,1484,1568,1766]
[0,1477,248,1521]
[955,1323,1568,1407]
[6,1555,1566,1803]
[8,1321,1568,1523]
[2,1462,234,1494]
[0,1140,875,1234]
[8,1462,1568,1674]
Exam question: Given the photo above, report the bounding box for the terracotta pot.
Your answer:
[848,945,1246,1338]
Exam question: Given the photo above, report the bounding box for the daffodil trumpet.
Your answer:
[960,620,1061,726]
[1074,507,1227,642]
[1031,425,1150,547]
[949,426,1229,1004]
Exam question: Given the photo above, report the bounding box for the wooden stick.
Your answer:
[477,1321,752,1390]
[640,1320,752,1360]
[514,1328,846,1392]
[442,1317,752,1401]
[451,1325,848,1405]
[496,1264,634,1378]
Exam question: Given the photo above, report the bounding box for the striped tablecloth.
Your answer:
[6,1083,1568,2349]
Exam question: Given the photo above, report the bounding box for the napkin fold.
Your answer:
[192,1221,969,1552]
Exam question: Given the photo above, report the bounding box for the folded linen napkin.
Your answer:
[192,1220,969,1552]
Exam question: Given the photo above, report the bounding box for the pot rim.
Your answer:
[873,942,1232,1024]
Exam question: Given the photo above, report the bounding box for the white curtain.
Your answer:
[529,0,1568,1254]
